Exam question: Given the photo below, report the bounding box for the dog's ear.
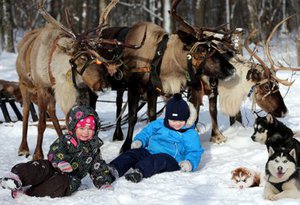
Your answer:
[268,147,275,156]
[266,113,274,124]
[253,111,259,119]
[289,149,297,161]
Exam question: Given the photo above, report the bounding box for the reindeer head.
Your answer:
[244,15,299,117]
[169,0,240,80]
[38,0,145,91]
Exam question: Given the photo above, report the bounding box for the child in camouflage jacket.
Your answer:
[0,105,113,198]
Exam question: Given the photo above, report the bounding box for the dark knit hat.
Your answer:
[165,93,189,121]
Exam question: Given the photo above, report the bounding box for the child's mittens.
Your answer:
[179,160,192,172]
[57,161,73,173]
[131,140,142,149]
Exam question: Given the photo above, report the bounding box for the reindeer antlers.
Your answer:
[37,1,76,39]
[245,15,298,87]
[265,14,300,72]
[169,0,197,38]
[97,0,119,36]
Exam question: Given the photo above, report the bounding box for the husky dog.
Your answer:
[264,147,300,200]
[251,113,300,165]
[231,167,262,189]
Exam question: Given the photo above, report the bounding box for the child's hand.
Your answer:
[131,140,142,149]
[57,161,73,173]
[179,160,192,172]
[99,183,114,190]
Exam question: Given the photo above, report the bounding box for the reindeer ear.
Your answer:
[266,113,274,124]
[246,68,260,82]
[268,147,275,156]
[177,29,197,47]
[289,149,297,161]
[56,37,76,55]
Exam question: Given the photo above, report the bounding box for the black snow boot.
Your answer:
[125,169,143,183]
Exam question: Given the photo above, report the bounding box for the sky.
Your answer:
[0,33,300,205]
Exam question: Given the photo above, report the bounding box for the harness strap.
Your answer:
[268,168,299,192]
[130,67,151,73]
[186,54,202,90]
[150,34,169,95]
[48,37,61,85]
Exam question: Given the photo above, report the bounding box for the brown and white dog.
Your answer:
[231,167,263,189]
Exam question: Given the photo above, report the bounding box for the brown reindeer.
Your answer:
[15,0,125,160]
[101,0,240,152]
[193,15,297,143]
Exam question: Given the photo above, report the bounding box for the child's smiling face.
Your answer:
[76,126,95,141]
[168,119,186,130]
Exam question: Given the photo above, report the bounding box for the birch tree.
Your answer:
[163,0,171,32]
[2,0,15,52]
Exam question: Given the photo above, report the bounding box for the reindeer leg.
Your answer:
[18,84,30,157]
[47,93,63,137]
[209,95,227,143]
[147,90,157,122]
[113,88,125,141]
[189,88,202,125]
[120,86,139,153]
[33,89,47,160]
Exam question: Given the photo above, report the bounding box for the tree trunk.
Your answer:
[295,0,300,66]
[0,0,4,51]
[3,0,15,52]
[163,0,171,32]
[194,0,205,27]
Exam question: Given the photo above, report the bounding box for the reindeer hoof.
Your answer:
[32,153,44,161]
[210,134,227,144]
[18,150,30,158]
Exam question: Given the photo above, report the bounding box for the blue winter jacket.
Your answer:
[133,118,204,171]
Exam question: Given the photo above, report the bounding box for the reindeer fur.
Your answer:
[218,58,254,116]
[16,24,105,159]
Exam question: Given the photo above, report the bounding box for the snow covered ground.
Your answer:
[1,33,300,205]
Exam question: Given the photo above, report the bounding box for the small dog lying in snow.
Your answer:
[230,167,264,189]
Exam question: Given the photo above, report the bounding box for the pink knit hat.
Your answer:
[75,115,96,131]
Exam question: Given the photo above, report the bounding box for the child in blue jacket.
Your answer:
[109,93,204,183]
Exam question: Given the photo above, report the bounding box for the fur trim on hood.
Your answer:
[186,102,197,128]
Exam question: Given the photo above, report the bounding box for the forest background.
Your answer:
[1,0,300,65]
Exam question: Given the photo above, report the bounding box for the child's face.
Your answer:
[76,126,95,141]
[168,119,186,130]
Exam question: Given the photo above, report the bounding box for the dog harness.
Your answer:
[268,170,298,192]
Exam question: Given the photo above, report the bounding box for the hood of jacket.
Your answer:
[67,105,101,140]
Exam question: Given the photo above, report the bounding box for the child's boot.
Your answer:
[0,172,22,191]
[125,169,143,183]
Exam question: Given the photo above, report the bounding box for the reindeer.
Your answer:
[193,15,297,143]
[15,0,133,160]
[100,0,241,152]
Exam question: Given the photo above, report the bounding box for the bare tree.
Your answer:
[2,0,15,52]
[0,0,4,51]
[293,0,300,65]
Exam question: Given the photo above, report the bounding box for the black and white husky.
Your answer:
[251,113,300,165]
[264,147,300,200]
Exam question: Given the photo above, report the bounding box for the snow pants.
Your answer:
[11,159,71,198]
[110,148,180,178]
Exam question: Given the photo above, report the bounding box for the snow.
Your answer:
[1,34,300,204]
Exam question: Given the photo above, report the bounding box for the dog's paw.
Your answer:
[210,134,227,144]
[270,194,280,201]
[264,193,276,201]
